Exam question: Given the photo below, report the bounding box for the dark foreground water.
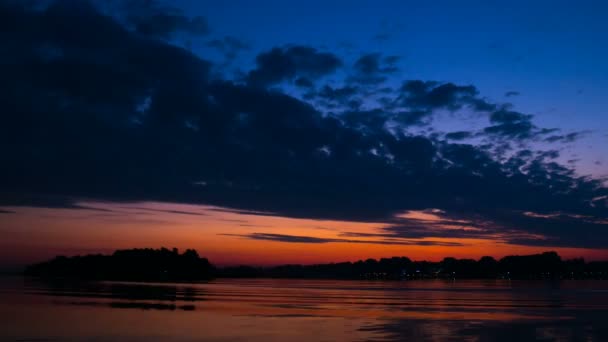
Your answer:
[1,277,607,341]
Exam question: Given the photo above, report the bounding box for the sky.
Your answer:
[1,0,608,269]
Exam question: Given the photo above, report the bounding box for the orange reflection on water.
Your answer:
[2,278,607,341]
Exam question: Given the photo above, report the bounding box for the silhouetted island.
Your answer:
[25,249,608,281]
[25,248,215,281]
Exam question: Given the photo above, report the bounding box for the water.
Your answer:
[1,277,607,341]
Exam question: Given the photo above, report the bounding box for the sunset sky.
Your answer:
[1,0,608,270]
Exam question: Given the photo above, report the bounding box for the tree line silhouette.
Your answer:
[221,251,608,280]
[25,248,608,281]
[25,248,214,281]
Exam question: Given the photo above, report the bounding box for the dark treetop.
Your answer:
[25,248,215,281]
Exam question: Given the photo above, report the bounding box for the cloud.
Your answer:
[119,206,209,217]
[0,194,113,212]
[221,233,464,246]
[0,0,606,249]
[108,0,209,38]
[339,109,431,133]
[339,210,498,242]
[305,85,360,108]
[354,53,398,74]
[398,80,496,112]
[490,109,533,125]
[544,131,588,143]
[445,131,473,140]
[206,36,249,61]
[349,53,399,84]
[246,45,342,87]
[484,109,543,140]
[505,91,520,97]
[341,209,608,249]
[315,85,359,102]
[294,77,314,88]
[487,211,608,248]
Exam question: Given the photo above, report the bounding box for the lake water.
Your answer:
[1,277,607,341]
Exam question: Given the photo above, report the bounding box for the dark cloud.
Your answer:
[339,109,431,133]
[544,131,588,143]
[490,109,533,124]
[445,131,473,140]
[483,109,546,140]
[246,45,342,87]
[354,53,398,75]
[206,35,249,61]
[316,85,359,101]
[294,77,314,88]
[0,0,606,249]
[0,194,112,212]
[108,0,209,39]
[398,80,496,112]
[349,53,399,84]
[221,233,463,246]
[342,209,608,249]
[306,84,360,107]
[484,211,608,249]
[119,207,209,217]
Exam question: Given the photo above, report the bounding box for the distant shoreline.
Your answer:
[23,248,608,282]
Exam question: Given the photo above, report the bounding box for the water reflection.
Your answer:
[1,278,607,341]
[24,279,205,302]
[21,279,204,311]
[360,317,608,341]
[63,300,197,311]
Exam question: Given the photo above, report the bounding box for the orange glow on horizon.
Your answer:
[0,201,607,268]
